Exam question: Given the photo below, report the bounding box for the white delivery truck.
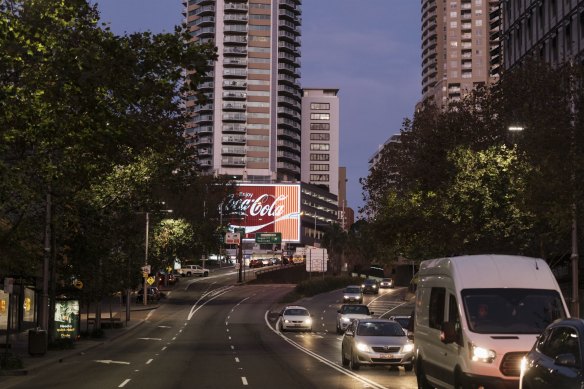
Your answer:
[413,254,569,389]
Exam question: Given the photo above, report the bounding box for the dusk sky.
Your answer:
[94,0,421,214]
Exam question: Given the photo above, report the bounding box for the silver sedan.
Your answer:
[341,318,414,371]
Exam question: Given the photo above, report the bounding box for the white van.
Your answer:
[413,254,569,389]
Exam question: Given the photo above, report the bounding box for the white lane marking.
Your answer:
[158,325,171,328]
[378,301,409,318]
[235,357,240,363]
[172,337,177,340]
[241,377,248,386]
[229,336,232,340]
[138,338,162,341]
[226,329,230,332]
[95,360,130,365]
[118,379,131,388]
[161,346,167,351]
[231,345,235,350]
[146,310,155,320]
[264,311,388,389]
[188,286,233,320]
[146,359,153,365]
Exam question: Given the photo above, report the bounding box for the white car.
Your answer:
[379,278,394,288]
[336,304,373,334]
[342,285,364,303]
[279,305,313,332]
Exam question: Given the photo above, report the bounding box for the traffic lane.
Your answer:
[229,285,387,389]
[270,286,417,389]
[4,303,197,389]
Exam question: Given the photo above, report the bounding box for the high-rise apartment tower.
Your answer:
[420,0,501,107]
[184,0,302,181]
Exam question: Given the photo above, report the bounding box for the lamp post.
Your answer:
[509,124,579,316]
[142,208,172,306]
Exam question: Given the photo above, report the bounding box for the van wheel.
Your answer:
[454,370,463,389]
[416,360,433,389]
[349,350,360,371]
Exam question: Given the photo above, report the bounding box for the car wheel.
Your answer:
[279,323,286,332]
[416,359,433,389]
[186,272,191,277]
[404,363,414,372]
[336,325,343,335]
[341,347,350,366]
[349,349,360,371]
[204,272,209,277]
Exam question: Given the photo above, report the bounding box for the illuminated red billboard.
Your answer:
[226,184,301,242]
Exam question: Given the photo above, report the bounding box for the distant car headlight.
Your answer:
[341,317,351,323]
[284,319,291,323]
[361,284,366,288]
[356,342,370,352]
[343,295,350,299]
[403,343,414,353]
[372,285,377,289]
[305,318,312,325]
[470,343,496,363]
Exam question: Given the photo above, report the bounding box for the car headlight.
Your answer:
[305,318,312,325]
[361,284,366,288]
[372,285,377,289]
[356,342,370,352]
[284,319,291,323]
[343,295,349,299]
[402,343,414,353]
[470,343,496,363]
[341,317,351,323]
[520,356,528,374]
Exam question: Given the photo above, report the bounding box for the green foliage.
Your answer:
[361,58,584,262]
[293,276,362,298]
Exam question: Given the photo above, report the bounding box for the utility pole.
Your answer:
[569,58,579,317]
[144,212,149,306]
[40,189,51,331]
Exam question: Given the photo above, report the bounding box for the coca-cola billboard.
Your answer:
[224,184,301,242]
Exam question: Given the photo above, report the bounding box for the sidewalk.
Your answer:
[0,286,171,378]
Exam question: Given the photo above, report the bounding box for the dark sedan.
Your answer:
[521,318,584,389]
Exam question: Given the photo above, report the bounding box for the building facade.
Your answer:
[420,0,501,107]
[184,0,302,181]
[502,0,584,71]
[300,88,340,195]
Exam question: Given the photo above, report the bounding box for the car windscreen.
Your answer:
[357,322,404,336]
[284,309,308,316]
[345,287,361,293]
[393,317,410,328]
[461,288,567,334]
[342,305,369,314]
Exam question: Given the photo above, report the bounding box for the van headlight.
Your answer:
[356,342,370,352]
[403,343,414,353]
[470,343,496,363]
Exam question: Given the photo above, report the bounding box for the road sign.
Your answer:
[255,232,282,244]
[225,232,241,245]
[147,276,155,285]
[305,248,328,273]
[141,265,151,274]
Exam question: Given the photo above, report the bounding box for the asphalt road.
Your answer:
[5,269,417,389]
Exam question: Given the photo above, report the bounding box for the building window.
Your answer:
[310,113,330,120]
[250,14,270,20]
[310,153,330,161]
[249,25,271,31]
[310,103,330,110]
[310,164,330,171]
[310,123,330,130]
[310,174,330,181]
[310,143,330,151]
[310,133,330,141]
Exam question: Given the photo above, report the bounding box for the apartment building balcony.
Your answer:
[278,63,300,77]
[223,124,246,133]
[224,35,247,45]
[224,14,248,22]
[277,139,301,152]
[223,58,247,66]
[278,41,300,54]
[278,151,301,163]
[197,125,213,134]
[223,102,246,111]
[224,46,247,55]
[279,0,301,13]
[222,112,246,122]
[277,117,301,131]
[198,148,212,156]
[189,16,215,28]
[277,161,300,174]
[224,2,248,12]
[277,107,301,120]
[278,30,300,43]
[278,95,301,109]
[223,80,247,89]
[278,84,301,99]
[197,136,213,145]
[198,81,214,90]
[222,135,246,144]
[222,146,246,155]
[277,128,301,142]
[279,51,299,64]
[190,5,215,17]
[223,68,247,78]
[221,158,245,167]
[193,114,213,124]
[224,25,247,35]
[198,159,213,167]
[189,0,214,6]
[223,91,247,100]
[278,73,299,85]
[194,103,214,113]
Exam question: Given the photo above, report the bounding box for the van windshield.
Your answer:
[461,288,566,334]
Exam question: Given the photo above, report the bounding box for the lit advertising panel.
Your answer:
[226,184,301,242]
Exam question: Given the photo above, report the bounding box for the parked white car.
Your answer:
[177,265,209,277]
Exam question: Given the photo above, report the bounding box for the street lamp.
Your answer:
[508,124,579,316]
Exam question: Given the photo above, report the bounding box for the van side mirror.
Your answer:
[440,321,457,344]
[555,353,577,368]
